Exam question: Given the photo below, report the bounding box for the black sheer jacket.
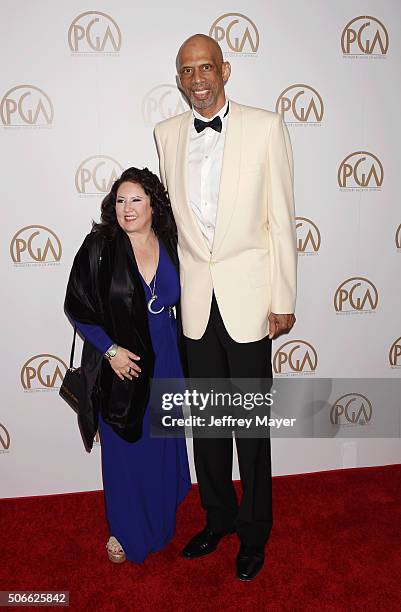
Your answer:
[64,227,184,450]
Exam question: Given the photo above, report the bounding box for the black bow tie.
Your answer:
[194,115,222,133]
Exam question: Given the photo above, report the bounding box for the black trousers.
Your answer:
[185,294,273,548]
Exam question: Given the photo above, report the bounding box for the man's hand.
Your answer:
[268,313,296,340]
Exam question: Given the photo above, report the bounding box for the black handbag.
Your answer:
[59,326,81,413]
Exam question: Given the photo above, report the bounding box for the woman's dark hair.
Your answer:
[92,167,176,239]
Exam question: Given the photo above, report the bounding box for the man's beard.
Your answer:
[190,89,216,110]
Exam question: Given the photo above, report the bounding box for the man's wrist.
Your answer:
[104,344,118,359]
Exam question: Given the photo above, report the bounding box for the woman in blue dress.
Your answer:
[64,167,191,564]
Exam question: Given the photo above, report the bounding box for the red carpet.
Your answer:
[1,465,400,611]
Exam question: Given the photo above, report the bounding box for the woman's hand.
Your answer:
[108,346,141,381]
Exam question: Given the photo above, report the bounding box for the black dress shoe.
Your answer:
[182,527,235,559]
[236,545,265,581]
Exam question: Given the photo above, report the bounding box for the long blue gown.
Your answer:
[79,243,191,563]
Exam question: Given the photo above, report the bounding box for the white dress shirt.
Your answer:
[188,99,229,252]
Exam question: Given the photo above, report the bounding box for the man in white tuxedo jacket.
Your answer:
[154,34,297,581]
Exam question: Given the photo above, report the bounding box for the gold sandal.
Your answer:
[106,536,126,563]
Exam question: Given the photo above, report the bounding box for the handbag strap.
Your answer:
[69,326,77,369]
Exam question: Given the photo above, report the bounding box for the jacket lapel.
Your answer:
[174,111,191,217]
[212,101,242,255]
[109,230,152,357]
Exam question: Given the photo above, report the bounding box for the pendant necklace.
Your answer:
[147,268,164,314]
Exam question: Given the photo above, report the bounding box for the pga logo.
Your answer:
[142,85,187,126]
[341,16,389,56]
[10,226,62,265]
[75,156,123,195]
[330,393,373,426]
[68,11,121,53]
[21,354,68,391]
[338,152,383,189]
[273,340,318,376]
[295,217,321,254]
[209,13,259,54]
[389,337,401,368]
[1,85,53,127]
[334,278,378,314]
[276,85,324,125]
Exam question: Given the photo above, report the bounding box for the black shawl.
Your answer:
[64,227,184,450]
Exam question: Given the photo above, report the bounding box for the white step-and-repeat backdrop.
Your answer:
[1,0,400,497]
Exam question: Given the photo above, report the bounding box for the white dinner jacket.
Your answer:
[154,100,297,342]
